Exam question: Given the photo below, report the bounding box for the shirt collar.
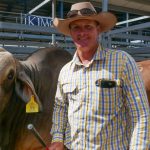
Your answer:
[93,44,106,61]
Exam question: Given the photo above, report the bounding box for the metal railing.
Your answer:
[0,11,75,55]
[0,11,150,60]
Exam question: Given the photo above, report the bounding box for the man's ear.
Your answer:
[15,71,43,111]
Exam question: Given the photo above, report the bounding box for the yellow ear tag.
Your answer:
[26,95,39,113]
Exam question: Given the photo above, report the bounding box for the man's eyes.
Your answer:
[70,25,80,31]
[85,25,94,30]
[70,25,94,31]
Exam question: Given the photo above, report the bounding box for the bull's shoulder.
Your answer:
[25,47,72,65]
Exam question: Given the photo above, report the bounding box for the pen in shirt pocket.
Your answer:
[95,79,121,88]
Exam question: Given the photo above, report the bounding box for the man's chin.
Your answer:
[75,42,88,48]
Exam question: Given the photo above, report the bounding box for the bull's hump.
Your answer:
[0,47,6,52]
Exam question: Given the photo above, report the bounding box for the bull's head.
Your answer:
[0,48,42,114]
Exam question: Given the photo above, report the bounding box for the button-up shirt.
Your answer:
[51,45,150,150]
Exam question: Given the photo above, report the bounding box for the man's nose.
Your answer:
[78,27,87,34]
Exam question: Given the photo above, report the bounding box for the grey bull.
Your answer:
[0,47,72,150]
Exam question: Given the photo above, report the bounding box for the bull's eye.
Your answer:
[7,70,15,80]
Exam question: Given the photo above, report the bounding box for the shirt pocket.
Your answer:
[62,82,86,108]
[62,82,86,118]
[62,82,84,102]
[97,81,123,115]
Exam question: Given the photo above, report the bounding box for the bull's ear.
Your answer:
[15,71,43,112]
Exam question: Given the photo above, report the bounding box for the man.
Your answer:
[48,2,150,150]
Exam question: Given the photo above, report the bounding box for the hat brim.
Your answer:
[53,12,117,36]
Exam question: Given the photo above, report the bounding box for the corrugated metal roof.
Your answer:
[83,0,149,15]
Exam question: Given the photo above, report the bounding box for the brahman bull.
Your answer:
[137,60,150,106]
[0,47,72,150]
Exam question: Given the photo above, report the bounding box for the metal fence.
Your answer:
[0,11,150,61]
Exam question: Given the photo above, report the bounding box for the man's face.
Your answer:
[69,19,100,51]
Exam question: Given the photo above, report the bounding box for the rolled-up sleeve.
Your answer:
[122,55,150,149]
[50,73,70,144]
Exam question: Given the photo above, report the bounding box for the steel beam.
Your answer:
[52,0,56,45]
[0,32,51,40]
[0,21,58,34]
[28,0,52,14]
[107,22,150,35]
[0,40,51,47]
[121,47,150,53]
[102,0,108,12]
[111,41,150,47]
[111,33,150,41]
[0,40,74,48]
[0,32,72,41]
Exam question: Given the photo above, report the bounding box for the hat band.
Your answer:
[67,8,97,18]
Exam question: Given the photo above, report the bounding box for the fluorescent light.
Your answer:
[131,40,142,43]
[116,16,150,25]
[28,0,51,14]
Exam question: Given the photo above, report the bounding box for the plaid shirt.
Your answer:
[51,45,150,150]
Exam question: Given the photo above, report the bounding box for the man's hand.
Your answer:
[48,142,65,150]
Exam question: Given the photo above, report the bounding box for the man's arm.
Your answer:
[50,79,69,147]
[122,56,150,149]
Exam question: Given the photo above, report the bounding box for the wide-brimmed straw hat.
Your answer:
[53,2,117,36]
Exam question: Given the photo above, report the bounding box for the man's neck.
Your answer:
[77,44,98,65]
